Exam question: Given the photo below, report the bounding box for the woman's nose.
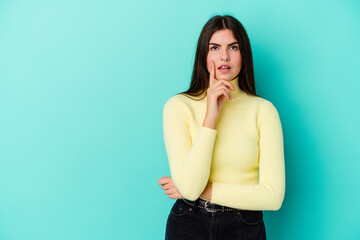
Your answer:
[220,50,230,61]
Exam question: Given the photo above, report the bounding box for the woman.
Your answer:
[158,14,285,240]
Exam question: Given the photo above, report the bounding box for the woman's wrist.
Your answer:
[202,116,217,129]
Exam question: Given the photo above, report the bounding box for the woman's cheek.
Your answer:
[206,61,212,72]
[207,56,216,69]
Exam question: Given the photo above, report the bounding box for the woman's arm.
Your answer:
[210,103,285,211]
[157,176,212,200]
[163,96,217,201]
[162,63,235,201]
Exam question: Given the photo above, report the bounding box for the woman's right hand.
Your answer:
[203,61,235,129]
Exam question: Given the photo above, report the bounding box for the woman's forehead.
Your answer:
[209,29,237,44]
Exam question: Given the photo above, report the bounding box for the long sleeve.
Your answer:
[162,96,217,200]
[210,103,286,210]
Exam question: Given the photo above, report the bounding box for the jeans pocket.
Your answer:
[170,199,190,217]
[236,210,264,225]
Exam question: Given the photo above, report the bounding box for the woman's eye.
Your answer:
[210,46,238,51]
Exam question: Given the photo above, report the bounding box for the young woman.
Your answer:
[158,14,285,240]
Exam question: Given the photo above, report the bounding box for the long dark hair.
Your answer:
[179,14,258,100]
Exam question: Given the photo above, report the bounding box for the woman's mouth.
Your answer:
[218,64,231,73]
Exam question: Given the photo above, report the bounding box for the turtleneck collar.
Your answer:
[214,76,246,103]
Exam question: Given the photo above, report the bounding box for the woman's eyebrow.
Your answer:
[209,41,239,46]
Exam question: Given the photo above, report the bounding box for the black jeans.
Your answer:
[165,198,266,240]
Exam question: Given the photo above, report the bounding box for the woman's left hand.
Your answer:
[158,176,213,200]
[157,176,184,199]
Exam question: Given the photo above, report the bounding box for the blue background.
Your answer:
[0,0,359,239]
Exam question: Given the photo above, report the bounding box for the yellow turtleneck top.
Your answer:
[162,76,285,211]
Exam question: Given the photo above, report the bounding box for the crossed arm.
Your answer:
[158,176,212,200]
[159,97,285,210]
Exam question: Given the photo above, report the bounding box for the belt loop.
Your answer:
[222,206,224,212]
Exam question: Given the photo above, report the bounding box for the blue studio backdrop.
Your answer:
[0,0,359,239]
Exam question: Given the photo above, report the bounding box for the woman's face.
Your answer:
[206,29,242,81]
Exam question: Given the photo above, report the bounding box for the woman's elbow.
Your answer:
[270,191,285,211]
[179,189,200,201]
[176,177,205,201]
[271,199,283,211]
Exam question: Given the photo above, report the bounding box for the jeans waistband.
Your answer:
[182,198,241,213]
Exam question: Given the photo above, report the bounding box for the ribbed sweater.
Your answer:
[162,76,285,210]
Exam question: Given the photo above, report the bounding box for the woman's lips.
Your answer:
[218,67,231,73]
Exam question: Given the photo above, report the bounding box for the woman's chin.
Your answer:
[217,75,236,81]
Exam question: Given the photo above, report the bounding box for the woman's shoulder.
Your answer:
[247,94,277,109]
[164,94,186,107]
[247,95,280,123]
[248,95,281,126]
[162,93,202,120]
[163,94,190,114]
[164,93,203,108]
